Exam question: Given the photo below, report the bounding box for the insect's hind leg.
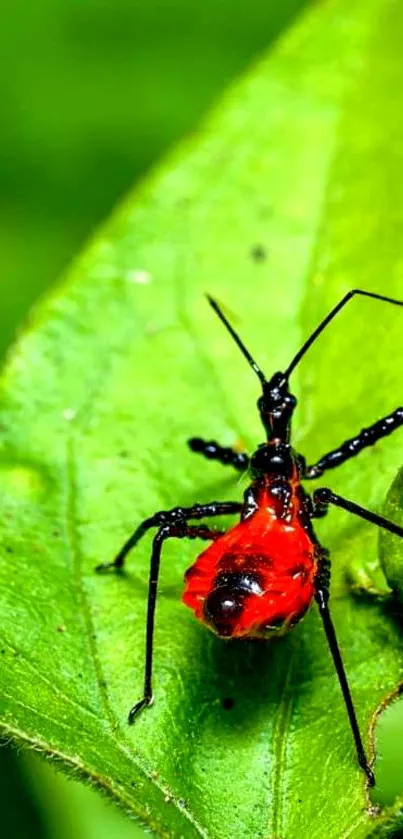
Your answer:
[312,487,403,539]
[188,437,249,471]
[314,552,375,786]
[311,484,403,785]
[128,522,225,723]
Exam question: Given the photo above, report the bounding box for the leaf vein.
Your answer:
[64,433,210,838]
[0,632,101,721]
[65,433,119,731]
[269,646,298,839]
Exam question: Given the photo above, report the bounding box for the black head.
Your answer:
[257,372,297,442]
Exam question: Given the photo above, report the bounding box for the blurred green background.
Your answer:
[0,0,306,356]
[1,0,403,836]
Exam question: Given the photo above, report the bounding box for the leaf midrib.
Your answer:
[269,645,298,839]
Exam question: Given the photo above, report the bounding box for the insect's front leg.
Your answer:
[303,407,403,479]
[188,437,249,471]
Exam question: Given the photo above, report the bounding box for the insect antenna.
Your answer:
[207,295,267,385]
[284,288,403,378]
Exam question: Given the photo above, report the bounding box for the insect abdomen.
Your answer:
[203,570,265,637]
[182,511,317,639]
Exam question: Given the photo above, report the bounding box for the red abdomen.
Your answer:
[182,508,317,639]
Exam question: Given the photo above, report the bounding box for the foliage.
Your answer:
[1,0,403,836]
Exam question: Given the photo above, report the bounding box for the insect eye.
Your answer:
[285,394,297,409]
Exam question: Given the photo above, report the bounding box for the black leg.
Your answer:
[314,553,375,786]
[312,487,403,539]
[304,407,403,479]
[188,437,249,471]
[128,522,225,724]
[95,500,242,572]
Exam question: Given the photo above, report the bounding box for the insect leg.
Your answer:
[314,553,375,786]
[188,437,249,471]
[303,407,403,478]
[312,488,403,538]
[128,522,225,724]
[95,500,242,572]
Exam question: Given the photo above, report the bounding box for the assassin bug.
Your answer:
[97,288,403,787]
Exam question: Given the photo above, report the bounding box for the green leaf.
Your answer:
[1,0,403,837]
[380,470,403,598]
[21,751,148,839]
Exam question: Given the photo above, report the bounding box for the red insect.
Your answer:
[97,289,403,787]
[182,483,316,639]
